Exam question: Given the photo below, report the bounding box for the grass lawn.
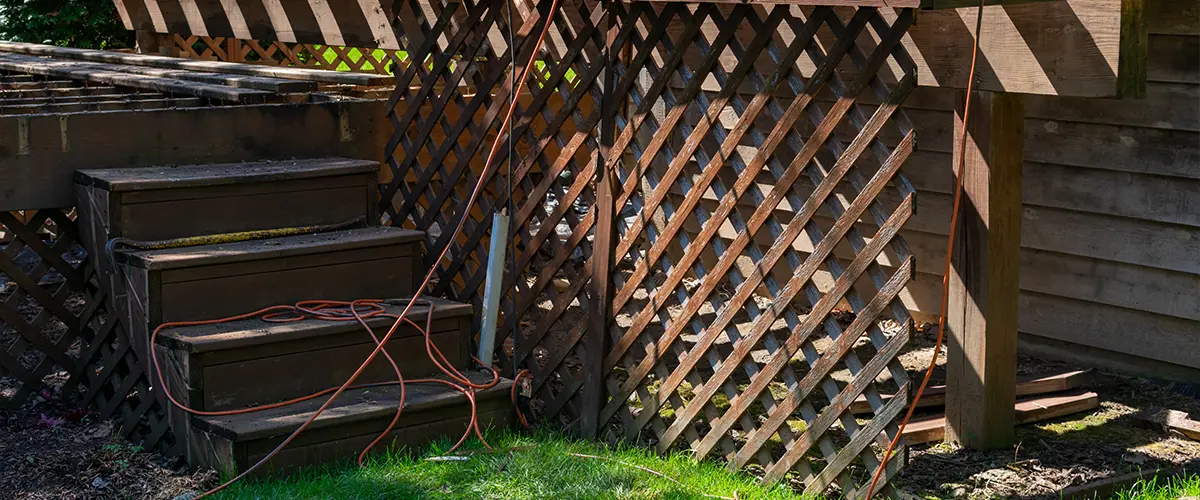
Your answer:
[213,430,807,500]
[1113,472,1200,499]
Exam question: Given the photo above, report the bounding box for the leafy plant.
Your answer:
[0,0,133,49]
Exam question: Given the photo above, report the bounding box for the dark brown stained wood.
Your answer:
[117,181,372,241]
[0,41,393,85]
[945,90,1024,451]
[117,227,422,271]
[0,97,207,115]
[0,100,389,211]
[194,373,510,441]
[1145,0,1199,35]
[159,299,471,352]
[1117,0,1149,98]
[155,251,416,323]
[849,369,1093,414]
[0,53,273,103]
[77,158,377,191]
[1148,35,1200,84]
[1,92,164,105]
[200,328,466,410]
[1019,335,1200,383]
[0,85,123,97]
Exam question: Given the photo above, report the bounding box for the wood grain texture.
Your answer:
[944,90,1023,450]
[0,100,390,210]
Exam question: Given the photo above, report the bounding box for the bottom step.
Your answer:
[191,372,513,476]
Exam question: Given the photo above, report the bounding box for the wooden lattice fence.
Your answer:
[168,34,403,74]
[383,0,919,495]
[0,210,174,450]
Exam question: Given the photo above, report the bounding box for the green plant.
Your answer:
[0,0,133,49]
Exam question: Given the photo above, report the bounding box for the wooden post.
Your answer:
[944,90,1024,450]
[580,10,619,439]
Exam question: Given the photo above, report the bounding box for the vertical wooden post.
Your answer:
[135,30,166,55]
[944,90,1024,450]
[226,38,244,63]
[581,7,618,439]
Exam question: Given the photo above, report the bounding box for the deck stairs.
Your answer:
[73,158,511,476]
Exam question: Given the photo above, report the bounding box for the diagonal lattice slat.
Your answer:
[382,1,918,495]
[170,34,405,74]
[0,210,174,452]
[601,4,918,496]
[382,0,608,431]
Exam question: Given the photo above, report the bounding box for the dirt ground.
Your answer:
[0,396,215,500]
[890,325,1200,500]
[2,316,1198,499]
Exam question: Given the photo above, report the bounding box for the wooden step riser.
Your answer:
[75,173,378,282]
[193,398,510,477]
[159,318,470,412]
[115,239,424,393]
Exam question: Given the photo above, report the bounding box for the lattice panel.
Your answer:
[0,210,173,451]
[382,0,608,430]
[599,4,917,497]
[171,34,406,74]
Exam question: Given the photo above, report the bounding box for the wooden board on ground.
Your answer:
[0,41,392,86]
[1135,408,1200,441]
[899,390,1100,444]
[850,369,1092,414]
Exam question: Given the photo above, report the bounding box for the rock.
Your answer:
[91,476,109,489]
[173,491,200,500]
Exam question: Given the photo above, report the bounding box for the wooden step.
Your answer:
[113,227,424,375]
[75,157,379,246]
[156,298,473,412]
[190,373,513,477]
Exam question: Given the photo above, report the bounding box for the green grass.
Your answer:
[213,430,806,500]
[1110,472,1200,499]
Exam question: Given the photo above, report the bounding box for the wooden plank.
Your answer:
[850,369,1093,414]
[0,41,392,85]
[77,157,376,191]
[902,390,1100,444]
[0,97,206,115]
[117,227,421,270]
[0,53,271,102]
[1134,408,1200,441]
[0,99,389,210]
[944,90,1023,451]
[1117,0,1148,98]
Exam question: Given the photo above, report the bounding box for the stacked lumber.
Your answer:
[0,41,391,105]
[856,370,1102,445]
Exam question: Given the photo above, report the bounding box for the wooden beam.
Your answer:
[0,51,313,93]
[0,53,271,103]
[944,90,1024,451]
[0,41,392,86]
[1117,0,1148,98]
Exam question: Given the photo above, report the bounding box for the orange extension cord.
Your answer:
[864,1,987,498]
[147,0,565,496]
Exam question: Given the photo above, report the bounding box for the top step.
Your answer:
[74,158,381,243]
[75,158,378,192]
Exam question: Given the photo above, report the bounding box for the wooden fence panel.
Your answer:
[168,34,404,74]
[0,210,173,451]
[382,0,920,495]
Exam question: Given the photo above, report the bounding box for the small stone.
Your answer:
[91,476,109,489]
[173,491,200,500]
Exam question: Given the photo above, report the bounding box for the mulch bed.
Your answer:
[0,396,215,500]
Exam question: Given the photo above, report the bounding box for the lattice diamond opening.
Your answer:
[599,4,918,496]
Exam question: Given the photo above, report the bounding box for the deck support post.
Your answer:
[944,90,1024,450]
